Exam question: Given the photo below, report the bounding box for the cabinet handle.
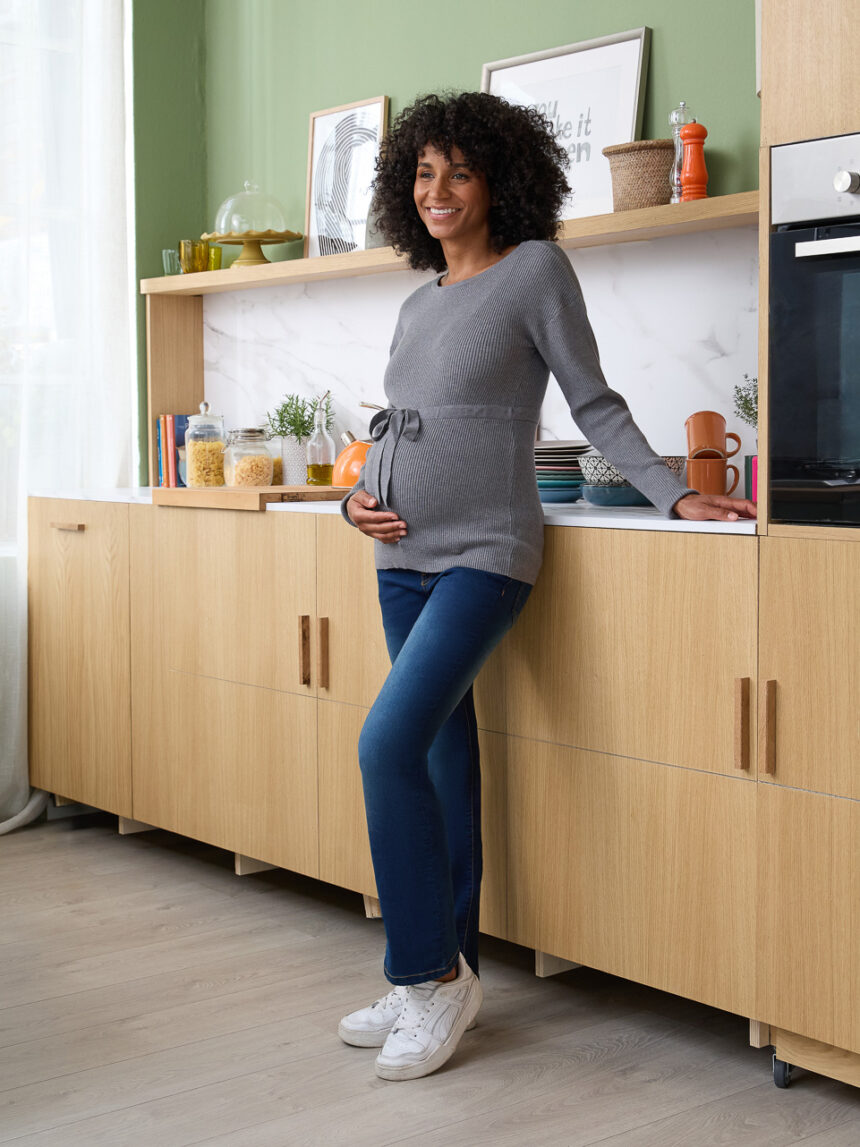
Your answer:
[759,679,777,775]
[50,522,85,532]
[734,677,751,770]
[298,615,311,686]
[317,616,330,690]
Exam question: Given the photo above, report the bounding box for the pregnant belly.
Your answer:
[385,421,538,543]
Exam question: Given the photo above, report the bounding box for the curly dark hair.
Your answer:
[371,91,570,272]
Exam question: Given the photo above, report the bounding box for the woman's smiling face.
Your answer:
[413,143,492,243]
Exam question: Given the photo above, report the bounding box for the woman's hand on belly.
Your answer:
[346,490,408,544]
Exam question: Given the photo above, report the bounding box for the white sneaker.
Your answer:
[374,953,482,1081]
[338,984,410,1047]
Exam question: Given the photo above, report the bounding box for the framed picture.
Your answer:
[305,95,389,258]
[482,28,650,219]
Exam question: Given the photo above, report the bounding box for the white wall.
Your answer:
[203,227,758,462]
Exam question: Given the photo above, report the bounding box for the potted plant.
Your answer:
[733,373,758,500]
[267,393,333,484]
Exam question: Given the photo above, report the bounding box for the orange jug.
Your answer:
[333,431,370,487]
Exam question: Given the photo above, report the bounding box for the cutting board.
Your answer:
[152,485,351,511]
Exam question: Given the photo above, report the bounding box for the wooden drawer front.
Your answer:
[759,537,860,800]
[133,507,317,697]
[506,528,758,774]
[507,738,755,1016]
[132,670,318,878]
[317,700,508,939]
[757,784,860,1054]
[28,499,132,816]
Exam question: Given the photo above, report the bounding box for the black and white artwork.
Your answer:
[482,29,650,220]
[306,97,389,258]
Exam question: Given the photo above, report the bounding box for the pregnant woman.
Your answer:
[338,91,756,1082]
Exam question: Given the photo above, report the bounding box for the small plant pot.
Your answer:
[281,437,309,485]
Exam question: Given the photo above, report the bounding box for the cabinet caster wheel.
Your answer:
[773,1053,793,1088]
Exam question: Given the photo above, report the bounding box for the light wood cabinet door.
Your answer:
[315,515,390,708]
[507,738,756,1016]
[28,499,132,816]
[314,513,507,731]
[317,699,508,938]
[759,537,860,800]
[130,506,318,873]
[132,506,317,697]
[506,528,758,773]
[761,0,860,147]
[132,668,318,876]
[757,783,860,1054]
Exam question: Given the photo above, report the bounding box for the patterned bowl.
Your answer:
[578,454,687,487]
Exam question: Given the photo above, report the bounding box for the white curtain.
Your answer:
[0,0,137,823]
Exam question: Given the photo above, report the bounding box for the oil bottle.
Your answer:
[306,394,335,484]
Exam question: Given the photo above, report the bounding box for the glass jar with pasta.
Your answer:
[224,427,274,487]
[185,401,226,487]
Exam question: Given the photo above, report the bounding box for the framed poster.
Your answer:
[305,95,389,258]
[482,28,650,219]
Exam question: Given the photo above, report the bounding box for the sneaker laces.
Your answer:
[391,982,438,1035]
[370,985,408,1014]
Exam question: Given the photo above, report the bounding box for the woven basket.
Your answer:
[601,139,674,211]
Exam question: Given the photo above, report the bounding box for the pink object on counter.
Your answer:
[752,456,758,501]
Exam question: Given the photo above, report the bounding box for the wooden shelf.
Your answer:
[140,192,759,298]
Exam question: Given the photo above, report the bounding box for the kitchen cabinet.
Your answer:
[28,498,132,816]
[314,514,390,708]
[129,505,319,873]
[506,736,756,1016]
[133,505,317,697]
[757,783,860,1056]
[760,0,860,148]
[133,669,319,876]
[505,527,758,775]
[758,537,860,801]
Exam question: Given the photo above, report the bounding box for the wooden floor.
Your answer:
[2,815,859,1146]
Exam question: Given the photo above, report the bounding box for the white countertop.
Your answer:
[28,488,757,535]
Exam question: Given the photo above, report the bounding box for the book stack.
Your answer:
[534,439,590,503]
[155,414,190,487]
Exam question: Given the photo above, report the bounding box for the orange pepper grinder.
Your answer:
[679,122,708,201]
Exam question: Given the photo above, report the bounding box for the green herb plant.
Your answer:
[267,394,333,441]
[733,374,758,433]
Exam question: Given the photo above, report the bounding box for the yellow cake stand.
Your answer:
[200,228,303,268]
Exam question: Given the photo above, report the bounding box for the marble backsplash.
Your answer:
[203,226,759,464]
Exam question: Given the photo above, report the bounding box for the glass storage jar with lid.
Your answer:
[185,401,226,487]
[224,427,274,486]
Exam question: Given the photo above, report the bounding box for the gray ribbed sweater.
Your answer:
[341,240,695,584]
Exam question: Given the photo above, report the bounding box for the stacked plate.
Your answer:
[535,439,591,503]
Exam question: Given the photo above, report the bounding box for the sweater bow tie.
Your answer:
[365,406,421,510]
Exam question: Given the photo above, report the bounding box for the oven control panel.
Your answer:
[772,133,860,225]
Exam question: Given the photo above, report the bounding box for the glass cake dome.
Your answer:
[213,181,287,234]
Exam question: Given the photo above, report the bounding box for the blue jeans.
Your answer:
[358,566,532,985]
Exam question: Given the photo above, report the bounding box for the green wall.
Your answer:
[204,0,760,259]
[132,0,207,482]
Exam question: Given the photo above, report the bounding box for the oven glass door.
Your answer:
[769,222,860,525]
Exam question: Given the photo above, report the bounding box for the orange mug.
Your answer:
[685,410,741,459]
[687,457,739,496]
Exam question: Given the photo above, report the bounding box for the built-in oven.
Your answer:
[769,133,860,526]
